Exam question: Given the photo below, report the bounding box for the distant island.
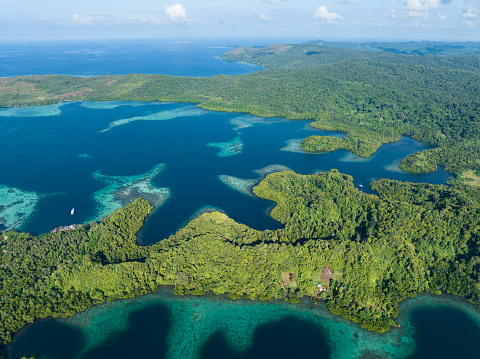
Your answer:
[1,40,480,350]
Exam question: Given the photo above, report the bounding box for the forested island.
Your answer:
[1,41,480,353]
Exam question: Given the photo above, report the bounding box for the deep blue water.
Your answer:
[0,39,263,77]
[0,101,451,243]
[406,306,480,359]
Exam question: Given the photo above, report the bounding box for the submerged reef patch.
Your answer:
[383,159,403,173]
[339,152,375,163]
[0,185,41,230]
[98,106,208,132]
[11,287,480,359]
[219,176,258,197]
[185,206,228,226]
[280,139,308,153]
[80,101,130,110]
[219,165,291,197]
[91,164,170,220]
[77,153,92,159]
[190,206,227,218]
[44,289,478,359]
[230,114,283,131]
[207,136,243,157]
[80,101,169,110]
[0,103,66,117]
[255,164,291,177]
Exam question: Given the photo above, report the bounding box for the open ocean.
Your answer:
[0,39,266,78]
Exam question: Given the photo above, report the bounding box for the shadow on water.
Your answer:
[7,320,85,359]
[200,316,332,359]
[7,305,171,359]
[79,305,170,359]
[406,306,480,359]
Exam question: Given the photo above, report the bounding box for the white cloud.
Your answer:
[127,17,163,25]
[314,6,342,23]
[408,11,429,20]
[387,0,446,23]
[437,12,447,20]
[461,7,478,26]
[401,0,441,11]
[461,19,477,26]
[335,0,359,3]
[386,9,399,18]
[403,21,427,27]
[165,4,187,23]
[462,7,478,18]
[263,0,284,3]
[72,14,108,25]
[252,9,274,21]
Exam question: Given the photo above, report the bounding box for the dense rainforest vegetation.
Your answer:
[2,170,480,354]
[305,40,480,56]
[2,41,480,355]
[1,42,480,181]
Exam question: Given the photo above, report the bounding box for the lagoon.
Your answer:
[0,101,450,244]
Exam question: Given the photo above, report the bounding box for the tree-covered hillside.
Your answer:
[2,169,480,350]
[221,42,480,71]
[305,40,480,56]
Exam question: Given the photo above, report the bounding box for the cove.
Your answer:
[7,287,480,359]
[0,101,451,244]
[0,101,451,243]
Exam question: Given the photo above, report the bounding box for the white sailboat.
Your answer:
[71,207,75,215]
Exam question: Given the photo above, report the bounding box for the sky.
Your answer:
[1,0,479,41]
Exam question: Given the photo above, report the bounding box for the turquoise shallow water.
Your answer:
[8,288,480,359]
